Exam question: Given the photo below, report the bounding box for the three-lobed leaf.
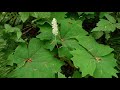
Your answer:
[7,38,63,78]
[70,35,117,77]
[59,19,88,50]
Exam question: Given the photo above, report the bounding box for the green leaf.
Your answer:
[58,46,72,58]
[19,12,30,22]
[60,19,88,39]
[38,19,87,51]
[99,12,109,19]
[13,43,28,68]
[44,39,57,51]
[59,19,87,50]
[62,39,82,50]
[30,12,51,19]
[28,38,43,57]
[93,54,118,78]
[104,13,116,23]
[70,49,117,78]
[16,31,22,39]
[99,12,106,18]
[7,38,63,78]
[70,49,96,77]
[76,35,114,56]
[92,19,116,32]
[50,12,67,23]
[7,53,15,66]
[70,35,117,77]
[36,22,58,51]
[36,23,53,40]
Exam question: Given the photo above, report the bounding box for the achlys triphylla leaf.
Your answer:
[70,35,118,77]
[37,19,87,51]
[70,49,96,77]
[59,19,88,50]
[60,19,87,39]
[50,12,67,23]
[61,39,82,50]
[93,53,118,78]
[75,35,114,56]
[36,23,53,40]
[7,38,63,78]
[58,46,72,59]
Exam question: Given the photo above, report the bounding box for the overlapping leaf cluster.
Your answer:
[0,12,119,78]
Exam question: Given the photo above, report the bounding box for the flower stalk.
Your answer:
[52,18,58,37]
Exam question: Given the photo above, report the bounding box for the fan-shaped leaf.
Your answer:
[7,38,63,78]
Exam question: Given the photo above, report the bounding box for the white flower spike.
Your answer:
[52,18,58,36]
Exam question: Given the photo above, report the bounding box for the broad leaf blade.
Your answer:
[36,23,53,40]
[62,39,81,50]
[93,54,118,78]
[58,46,72,58]
[60,19,88,39]
[50,12,67,23]
[76,35,114,57]
[7,38,63,78]
[70,50,96,77]
[28,38,43,57]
